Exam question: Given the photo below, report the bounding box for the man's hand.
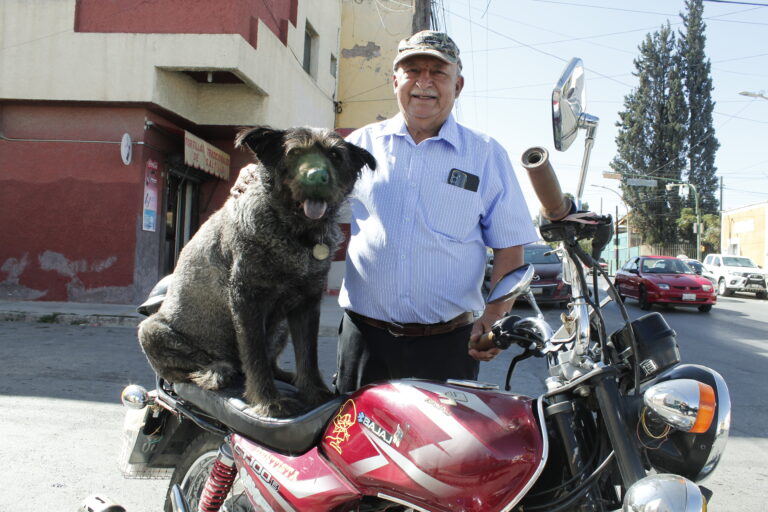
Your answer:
[468,307,506,362]
[230,164,259,197]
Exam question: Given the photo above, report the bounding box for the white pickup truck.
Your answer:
[702,253,768,299]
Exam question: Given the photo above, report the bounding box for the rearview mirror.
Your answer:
[487,264,535,304]
[552,58,585,152]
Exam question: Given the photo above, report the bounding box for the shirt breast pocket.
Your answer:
[420,183,482,241]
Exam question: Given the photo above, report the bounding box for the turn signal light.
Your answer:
[643,379,716,434]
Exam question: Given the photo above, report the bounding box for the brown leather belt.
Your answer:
[346,310,475,337]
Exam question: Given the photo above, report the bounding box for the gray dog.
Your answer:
[138,126,375,417]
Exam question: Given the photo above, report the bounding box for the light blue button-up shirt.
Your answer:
[340,113,538,324]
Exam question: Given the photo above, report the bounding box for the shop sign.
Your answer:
[142,159,159,232]
[184,131,230,179]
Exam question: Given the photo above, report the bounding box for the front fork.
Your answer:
[593,375,645,486]
[547,376,646,510]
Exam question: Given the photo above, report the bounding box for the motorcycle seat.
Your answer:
[173,381,345,456]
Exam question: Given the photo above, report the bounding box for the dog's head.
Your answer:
[235,126,375,221]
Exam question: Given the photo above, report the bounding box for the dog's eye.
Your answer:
[328,148,342,160]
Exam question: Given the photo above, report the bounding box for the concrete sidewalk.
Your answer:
[0,294,345,337]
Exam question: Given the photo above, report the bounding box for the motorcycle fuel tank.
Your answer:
[322,379,545,512]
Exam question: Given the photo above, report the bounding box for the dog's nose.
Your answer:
[305,168,329,185]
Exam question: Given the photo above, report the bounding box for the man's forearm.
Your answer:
[485,245,525,316]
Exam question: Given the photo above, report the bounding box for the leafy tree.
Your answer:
[678,0,720,220]
[611,23,687,246]
[677,207,720,254]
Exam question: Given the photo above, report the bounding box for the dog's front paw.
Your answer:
[249,396,307,418]
[303,386,336,408]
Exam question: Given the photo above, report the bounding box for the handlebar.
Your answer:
[521,147,572,222]
[470,330,498,352]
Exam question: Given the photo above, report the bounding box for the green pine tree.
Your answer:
[678,0,720,235]
[610,23,688,246]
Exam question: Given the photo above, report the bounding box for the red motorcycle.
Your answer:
[109,59,730,512]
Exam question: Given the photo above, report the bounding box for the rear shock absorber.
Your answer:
[198,443,237,512]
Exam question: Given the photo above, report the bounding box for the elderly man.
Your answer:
[335,30,538,393]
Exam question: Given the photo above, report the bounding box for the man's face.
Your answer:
[393,56,464,133]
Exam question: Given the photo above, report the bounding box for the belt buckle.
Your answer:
[387,321,406,337]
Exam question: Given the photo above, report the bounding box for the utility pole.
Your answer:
[413,0,432,32]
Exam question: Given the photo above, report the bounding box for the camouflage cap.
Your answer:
[393,30,462,71]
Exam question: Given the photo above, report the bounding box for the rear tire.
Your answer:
[164,431,226,512]
[698,304,713,313]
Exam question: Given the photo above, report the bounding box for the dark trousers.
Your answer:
[335,311,479,394]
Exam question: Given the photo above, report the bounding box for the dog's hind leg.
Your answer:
[138,315,237,389]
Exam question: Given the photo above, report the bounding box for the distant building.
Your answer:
[1,0,342,303]
[721,202,768,268]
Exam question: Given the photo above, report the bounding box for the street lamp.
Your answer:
[592,184,631,272]
[666,182,701,262]
[739,90,768,101]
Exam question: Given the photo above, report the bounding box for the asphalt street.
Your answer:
[0,292,765,511]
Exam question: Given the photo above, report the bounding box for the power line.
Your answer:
[703,0,768,7]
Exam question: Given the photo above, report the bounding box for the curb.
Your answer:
[0,311,339,337]
[0,311,141,328]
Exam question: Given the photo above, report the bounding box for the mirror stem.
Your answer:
[574,113,600,208]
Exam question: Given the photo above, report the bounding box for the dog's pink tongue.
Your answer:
[303,199,327,219]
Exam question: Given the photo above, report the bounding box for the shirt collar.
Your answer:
[379,112,460,150]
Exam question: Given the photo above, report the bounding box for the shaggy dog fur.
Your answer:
[138,126,375,417]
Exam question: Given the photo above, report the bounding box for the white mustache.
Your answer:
[411,89,438,98]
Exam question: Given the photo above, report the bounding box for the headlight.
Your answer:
[643,379,715,433]
[640,365,731,482]
[623,474,706,511]
[657,283,670,290]
[701,284,712,292]
[731,271,748,278]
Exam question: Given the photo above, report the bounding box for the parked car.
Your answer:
[586,257,609,275]
[702,253,768,299]
[520,244,571,308]
[678,257,716,285]
[482,248,494,294]
[614,255,716,312]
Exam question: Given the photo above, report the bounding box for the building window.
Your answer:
[303,22,318,77]
[330,53,337,78]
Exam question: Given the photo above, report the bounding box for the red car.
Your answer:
[614,255,717,312]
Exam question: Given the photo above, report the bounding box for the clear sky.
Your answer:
[436,0,768,219]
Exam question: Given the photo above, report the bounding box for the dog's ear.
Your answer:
[235,126,286,168]
[345,142,377,172]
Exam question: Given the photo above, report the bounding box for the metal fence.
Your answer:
[642,243,698,260]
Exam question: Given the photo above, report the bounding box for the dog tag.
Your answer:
[313,243,330,260]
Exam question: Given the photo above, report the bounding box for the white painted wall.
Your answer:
[0,0,342,129]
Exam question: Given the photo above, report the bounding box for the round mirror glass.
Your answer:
[486,264,535,304]
[552,58,585,152]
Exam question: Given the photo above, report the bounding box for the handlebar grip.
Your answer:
[521,147,572,221]
[469,331,496,352]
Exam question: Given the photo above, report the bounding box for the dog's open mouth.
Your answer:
[302,199,328,219]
